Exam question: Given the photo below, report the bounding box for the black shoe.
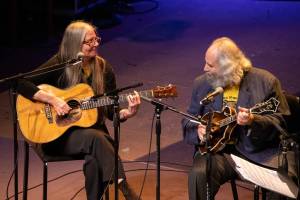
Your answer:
[118,180,141,200]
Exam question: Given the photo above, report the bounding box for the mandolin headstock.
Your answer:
[251,97,280,114]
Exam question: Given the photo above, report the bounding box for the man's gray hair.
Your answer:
[209,37,252,88]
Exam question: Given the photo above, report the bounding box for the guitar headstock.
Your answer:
[152,84,178,98]
[251,97,280,114]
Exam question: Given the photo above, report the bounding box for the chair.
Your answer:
[283,93,300,144]
[230,179,267,200]
[230,93,300,200]
[22,141,110,200]
[230,179,239,200]
[282,93,300,199]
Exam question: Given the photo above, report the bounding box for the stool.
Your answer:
[22,141,110,200]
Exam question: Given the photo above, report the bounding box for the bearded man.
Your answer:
[182,37,297,200]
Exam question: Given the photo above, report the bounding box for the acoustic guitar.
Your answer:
[198,97,280,154]
[17,83,177,143]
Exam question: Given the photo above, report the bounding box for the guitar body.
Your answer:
[199,106,237,154]
[16,84,98,143]
[16,83,178,143]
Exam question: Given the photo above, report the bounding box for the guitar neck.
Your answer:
[80,90,153,110]
[219,115,237,127]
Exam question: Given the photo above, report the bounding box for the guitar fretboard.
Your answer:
[219,115,237,127]
[80,90,153,110]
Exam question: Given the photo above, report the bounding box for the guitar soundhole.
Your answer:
[67,100,80,109]
[56,100,82,126]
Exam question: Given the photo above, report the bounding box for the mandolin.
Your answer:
[198,97,280,154]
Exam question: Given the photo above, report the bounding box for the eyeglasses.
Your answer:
[83,36,101,46]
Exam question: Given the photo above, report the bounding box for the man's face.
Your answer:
[204,44,242,88]
[204,46,220,81]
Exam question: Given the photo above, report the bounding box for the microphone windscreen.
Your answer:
[76,52,84,59]
[215,87,224,93]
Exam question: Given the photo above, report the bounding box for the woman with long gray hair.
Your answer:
[17,20,141,200]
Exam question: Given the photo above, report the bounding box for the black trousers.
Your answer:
[188,152,237,200]
[42,127,125,200]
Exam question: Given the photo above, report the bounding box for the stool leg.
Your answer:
[261,188,267,200]
[254,185,259,200]
[230,179,239,200]
[43,162,48,200]
[23,142,29,200]
[105,187,109,200]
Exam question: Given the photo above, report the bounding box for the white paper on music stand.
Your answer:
[229,154,298,199]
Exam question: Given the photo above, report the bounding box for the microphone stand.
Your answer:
[140,96,199,200]
[154,101,163,200]
[199,88,224,199]
[278,128,294,200]
[106,83,142,200]
[0,57,82,200]
[279,133,300,200]
[202,103,213,200]
[10,83,19,200]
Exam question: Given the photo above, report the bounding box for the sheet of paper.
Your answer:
[229,154,298,199]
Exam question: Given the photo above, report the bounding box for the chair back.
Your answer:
[284,93,300,142]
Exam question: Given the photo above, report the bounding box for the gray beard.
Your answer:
[206,73,229,89]
[206,64,244,89]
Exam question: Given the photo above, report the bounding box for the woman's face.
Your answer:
[81,29,100,59]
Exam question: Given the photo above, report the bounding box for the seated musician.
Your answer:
[182,37,298,200]
[16,20,141,200]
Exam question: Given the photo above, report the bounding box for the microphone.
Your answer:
[69,52,84,66]
[200,87,224,105]
[76,52,84,60]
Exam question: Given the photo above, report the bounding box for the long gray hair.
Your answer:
[208,37,252,88]
[58,20,104,95]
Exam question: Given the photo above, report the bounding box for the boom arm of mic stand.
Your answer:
[140,96,200,121]
[0,58,83,84]
[105,83,143,96]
